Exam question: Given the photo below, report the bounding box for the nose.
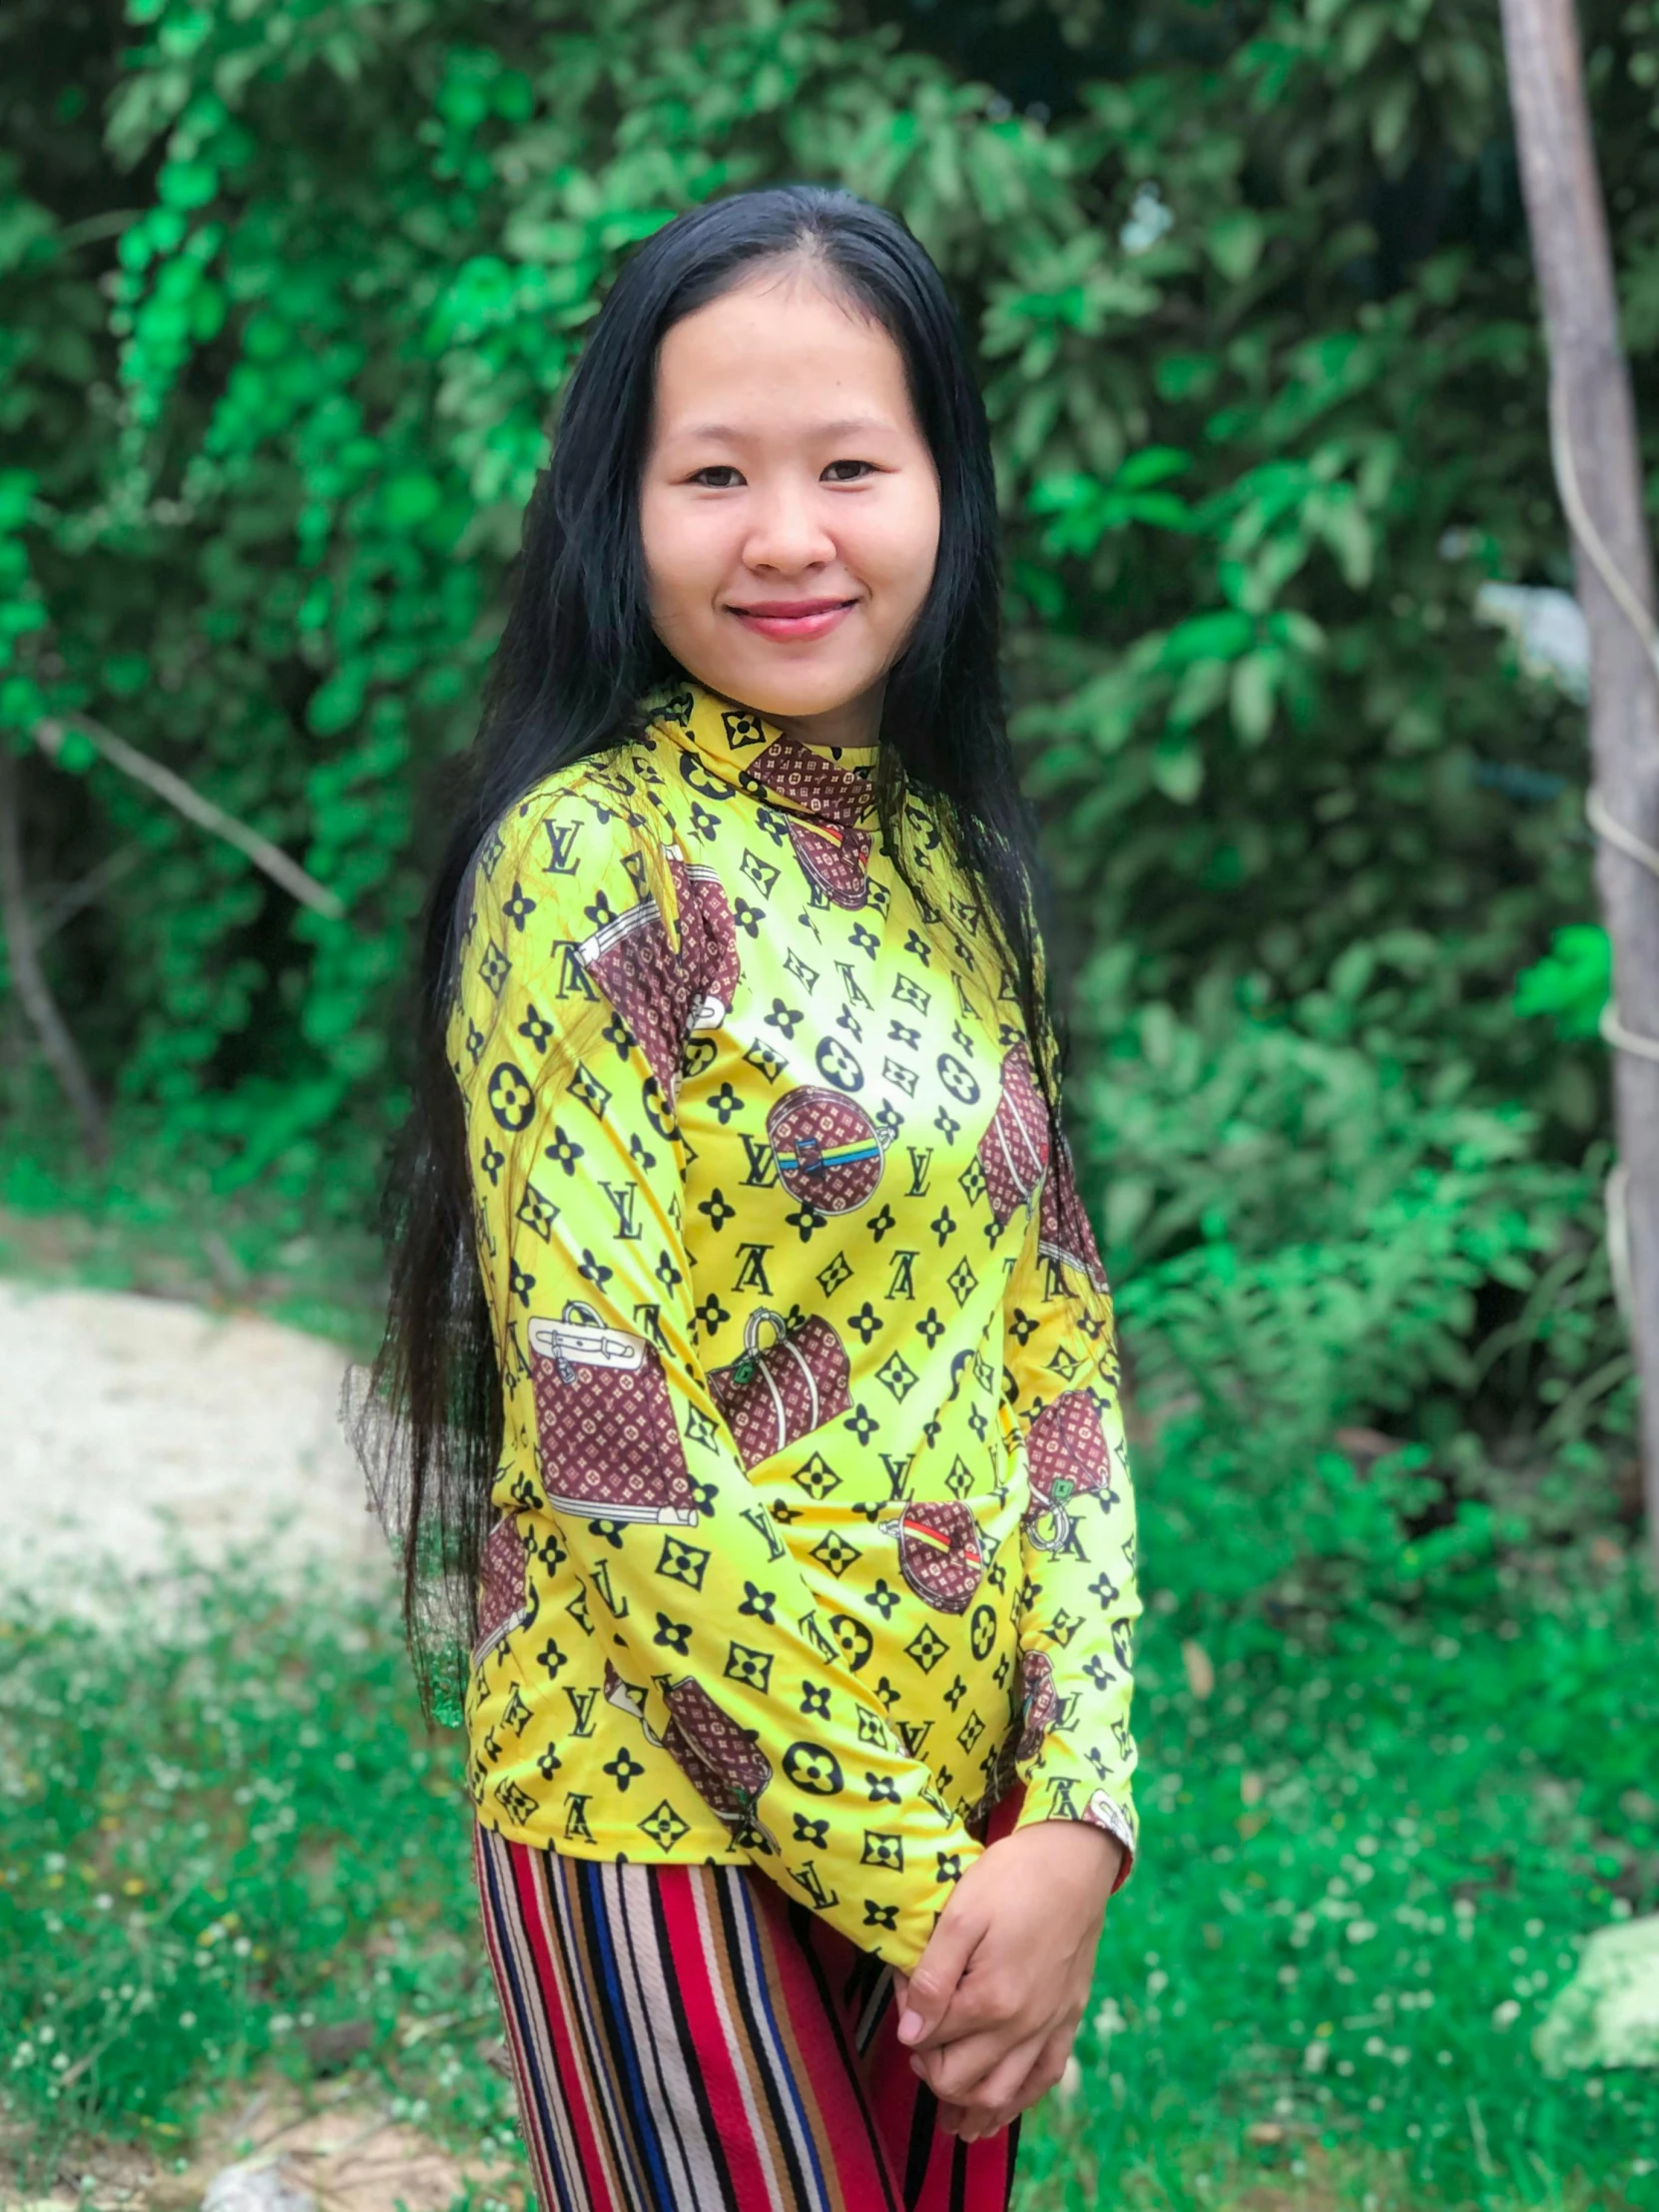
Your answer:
[741,475,836,577]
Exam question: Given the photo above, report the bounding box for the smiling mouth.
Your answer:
[728,598,859,640]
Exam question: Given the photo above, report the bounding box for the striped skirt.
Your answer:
[472,1789,1028,2212]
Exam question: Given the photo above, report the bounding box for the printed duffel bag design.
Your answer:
[603,1658,780,1853]
[767,1086,891,1213]
[786,818,873,908]
[978,1040,1050,1229]
[1021,1386,1116,1554]
[877,1498,985,1614]
[708,1305,851,1469]
[1014,1648,1060,1762]
[528,1301,700,1523]
[473,1514,535,1662]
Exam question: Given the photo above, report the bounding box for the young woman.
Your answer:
[363,184,1142,2212]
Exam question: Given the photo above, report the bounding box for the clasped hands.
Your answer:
[888,1818,1124,2142]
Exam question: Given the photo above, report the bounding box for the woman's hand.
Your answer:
[888,1819,1122,2139]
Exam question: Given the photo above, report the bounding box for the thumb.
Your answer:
[895,1892,988,2049]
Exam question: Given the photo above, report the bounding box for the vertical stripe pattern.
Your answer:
[473,1826,1025,2212]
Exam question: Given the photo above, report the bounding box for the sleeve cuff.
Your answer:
[1013,1779,1138,1896]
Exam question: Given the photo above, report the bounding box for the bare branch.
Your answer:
[33,715,348,922]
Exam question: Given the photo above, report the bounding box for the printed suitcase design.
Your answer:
[603,1657,780,1853]
[877,1498,985,1615]
[708,1306,851,1468]
[1021,1387,1116,1554]
[527,1300,700,1523]
[978,1040,1050,1229]
[767,1086,891,1213]
[473,1515,536,1662]
[664,844,742,1034]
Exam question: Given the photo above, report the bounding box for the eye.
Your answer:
[823,458,877,483]
[689,465,745,488]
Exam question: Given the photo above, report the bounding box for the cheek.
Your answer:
[862,483,941,624]
[640,494,722,627]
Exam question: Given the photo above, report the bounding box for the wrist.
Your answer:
[1006,1814,1124,1893]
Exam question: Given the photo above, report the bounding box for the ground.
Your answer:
[0,1278,387,1599]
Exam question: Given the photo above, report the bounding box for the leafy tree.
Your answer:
[0,0,1647,1602]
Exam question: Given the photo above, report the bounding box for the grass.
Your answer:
[2,1543,1655,2211]
[0,1150,386,1358]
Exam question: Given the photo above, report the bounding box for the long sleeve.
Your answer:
[449,770,987,1973]
[998,1075,1142,1891]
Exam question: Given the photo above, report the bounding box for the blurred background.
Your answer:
[3,0,1658,2206]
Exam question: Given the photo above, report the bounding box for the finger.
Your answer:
[914,2022,1042,2105]
[959,2037,1048,2119]
[901,1945,1019,2053]
[957,2024,1071,2140]
[895,1897,989,2050]
[953,2096,1021,2144]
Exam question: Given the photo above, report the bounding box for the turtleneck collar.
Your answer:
[644,680,881,833]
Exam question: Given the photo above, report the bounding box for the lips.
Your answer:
[729,598,858,643]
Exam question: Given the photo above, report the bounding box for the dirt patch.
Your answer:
[0,1280,390,1604]
[2,2076,525,2212]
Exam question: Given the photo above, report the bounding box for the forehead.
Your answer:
[651,268,916,437]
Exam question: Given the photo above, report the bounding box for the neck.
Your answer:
[773,676,885,753]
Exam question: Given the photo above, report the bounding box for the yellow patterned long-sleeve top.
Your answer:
[449,679,1141,1975]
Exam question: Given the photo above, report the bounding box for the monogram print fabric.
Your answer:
[449,680,1141,1976]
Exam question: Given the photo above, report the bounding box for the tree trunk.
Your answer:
[0,744,108,1163]
[1500,0,1659,1580]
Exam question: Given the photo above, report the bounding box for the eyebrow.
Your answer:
[670,415,897,441]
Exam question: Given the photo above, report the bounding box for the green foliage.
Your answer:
[0,1561,515,2167]
[0,0,1645,1608]
[1515,923,1614,1042]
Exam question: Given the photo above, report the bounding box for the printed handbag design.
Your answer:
[708,1306,851,1469]
[1037,1129,1111,1294]
[527,1301,700,1523]
[767,1086,891,1213]
[473,1515,535,1662]
[603,1657,780,1853]
[1014,1649,1059,1762]
[786,818,873,908]
[1021,1387,1115,1554]
[877,1499,985,1615]
[977,1041,1050,1230]
[971,1651,1060,1834]
[972,1727,1020,1839]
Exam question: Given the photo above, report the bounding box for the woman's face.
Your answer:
[640,261,942,748]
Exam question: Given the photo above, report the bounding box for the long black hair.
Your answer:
[354,183,1078,1721]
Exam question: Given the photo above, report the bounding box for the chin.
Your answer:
[710,657,875,723]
